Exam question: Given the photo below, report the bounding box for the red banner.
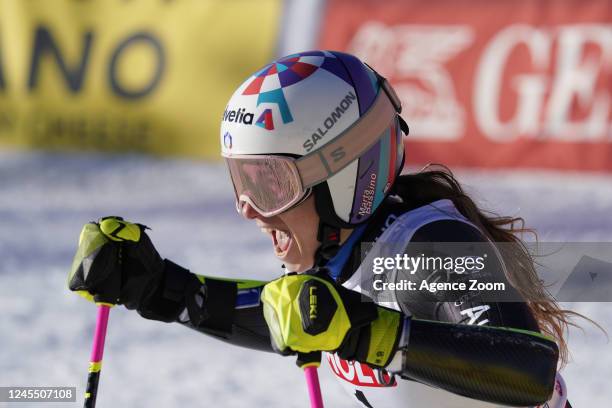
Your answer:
[319,0,612,171]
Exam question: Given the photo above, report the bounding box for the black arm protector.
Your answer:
[138,259,274,352]
[392,220,559,405]
[180,280,272,353]
[401,319,558,406]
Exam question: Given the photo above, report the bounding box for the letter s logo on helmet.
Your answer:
[221,50,408,228]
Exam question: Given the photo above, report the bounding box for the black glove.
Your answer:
[67,216,201,322]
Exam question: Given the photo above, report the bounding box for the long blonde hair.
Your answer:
[392,165,593,365]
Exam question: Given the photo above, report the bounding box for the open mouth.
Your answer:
[262,227,293,256]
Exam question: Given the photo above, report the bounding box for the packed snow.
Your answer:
[0,150,610,407]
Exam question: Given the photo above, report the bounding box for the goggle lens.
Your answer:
[225,156,306,217]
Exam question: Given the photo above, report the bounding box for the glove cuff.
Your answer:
[340,307,403,368]
[137,259,202,322]
[365,308,403,367]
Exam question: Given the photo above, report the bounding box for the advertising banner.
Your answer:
[319,0,612,171]
[0,0,280,158]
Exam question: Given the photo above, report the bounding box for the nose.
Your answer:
[240,201,261,220]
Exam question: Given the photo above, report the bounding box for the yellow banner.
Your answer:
[0,0,281,158]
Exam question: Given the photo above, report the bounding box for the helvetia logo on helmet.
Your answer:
[256,109,275,130]
[222,107,254,125]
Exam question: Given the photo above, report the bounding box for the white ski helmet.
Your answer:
[221,50,407,228]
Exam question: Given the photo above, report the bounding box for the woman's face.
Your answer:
[241,195,320,272]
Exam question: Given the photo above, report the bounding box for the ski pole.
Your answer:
[298,352,324,408]
[83,303,112,408]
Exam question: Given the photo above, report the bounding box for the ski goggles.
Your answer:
[224,76,403,218]
[225,155,312,217]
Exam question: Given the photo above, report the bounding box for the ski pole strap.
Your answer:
[84,304,112,408]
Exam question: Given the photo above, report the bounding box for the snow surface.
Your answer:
[0,151,610,407]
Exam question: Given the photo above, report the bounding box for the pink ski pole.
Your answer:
[304,366,324,408]
[83,304,112,408]
[298,352,324,408]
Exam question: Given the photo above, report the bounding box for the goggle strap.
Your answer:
[364,62,403,113]
[296,85,397,189]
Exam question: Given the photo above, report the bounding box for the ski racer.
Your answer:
[68,50,573,407]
